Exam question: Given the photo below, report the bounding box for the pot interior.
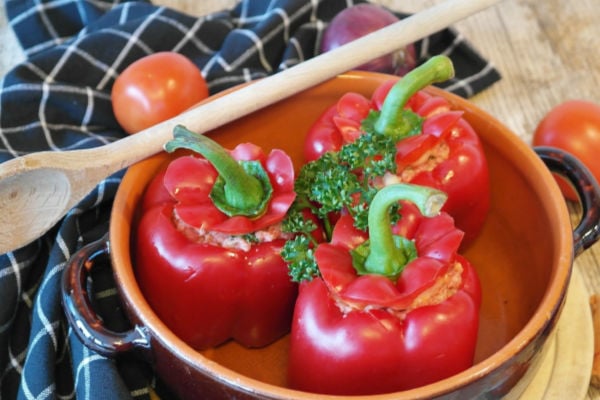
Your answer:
[111,71,571,392]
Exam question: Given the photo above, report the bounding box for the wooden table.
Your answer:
[1,0,599,398]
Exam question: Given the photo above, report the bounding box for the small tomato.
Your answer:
[111,52,209,134]
[533,100,600,200]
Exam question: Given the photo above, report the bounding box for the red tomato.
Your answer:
[111,52,209,134]
[533,100,600,200]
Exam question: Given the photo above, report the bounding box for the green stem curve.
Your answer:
[362,183,447,276]
[373,55,455,138]
[165,125,269,217]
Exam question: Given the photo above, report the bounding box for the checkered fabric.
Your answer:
[0,0,500,398]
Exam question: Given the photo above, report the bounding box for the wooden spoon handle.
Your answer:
[98,0,502,173]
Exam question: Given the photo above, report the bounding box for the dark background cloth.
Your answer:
[0,0,500,398]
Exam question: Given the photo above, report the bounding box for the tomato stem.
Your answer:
[374,55,454,138]
[165,125,271,217]
[359,184,447,277]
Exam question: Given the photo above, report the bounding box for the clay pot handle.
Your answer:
[535,146,600,256]
[61,233,151,357]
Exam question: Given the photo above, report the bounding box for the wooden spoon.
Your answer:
[0,0,502,253]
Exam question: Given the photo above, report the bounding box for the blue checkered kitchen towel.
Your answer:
[0,0,500,398]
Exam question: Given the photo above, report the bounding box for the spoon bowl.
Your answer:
[0,156,75,249]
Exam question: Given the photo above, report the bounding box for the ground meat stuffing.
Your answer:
[335,261,464,318]
[173,208,292,252]
[409,261,463,310]
[388,141,451,184]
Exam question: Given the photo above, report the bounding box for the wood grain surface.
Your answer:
[2,0,600,398]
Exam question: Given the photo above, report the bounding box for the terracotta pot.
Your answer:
[62,71,600,399]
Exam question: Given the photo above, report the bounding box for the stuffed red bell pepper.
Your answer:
[135,125,299,350]
[303,55,490,245]
[287,183,481,396]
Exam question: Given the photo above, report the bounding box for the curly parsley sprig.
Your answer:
[282,123,407,282]
[299,126,399,231]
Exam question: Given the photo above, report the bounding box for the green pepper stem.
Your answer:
[374,55,455,137]
[165,125,266,215]
[363,184,447,276]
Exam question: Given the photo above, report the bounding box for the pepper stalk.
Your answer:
[352,183,447,279]
[371,55,455,140]
[165,125,272,218]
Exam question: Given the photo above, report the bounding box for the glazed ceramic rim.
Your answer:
[110,71,573,399]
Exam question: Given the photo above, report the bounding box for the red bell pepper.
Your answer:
[135,125,298,350]
[303,55,490,245]
[287,184,481,395]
